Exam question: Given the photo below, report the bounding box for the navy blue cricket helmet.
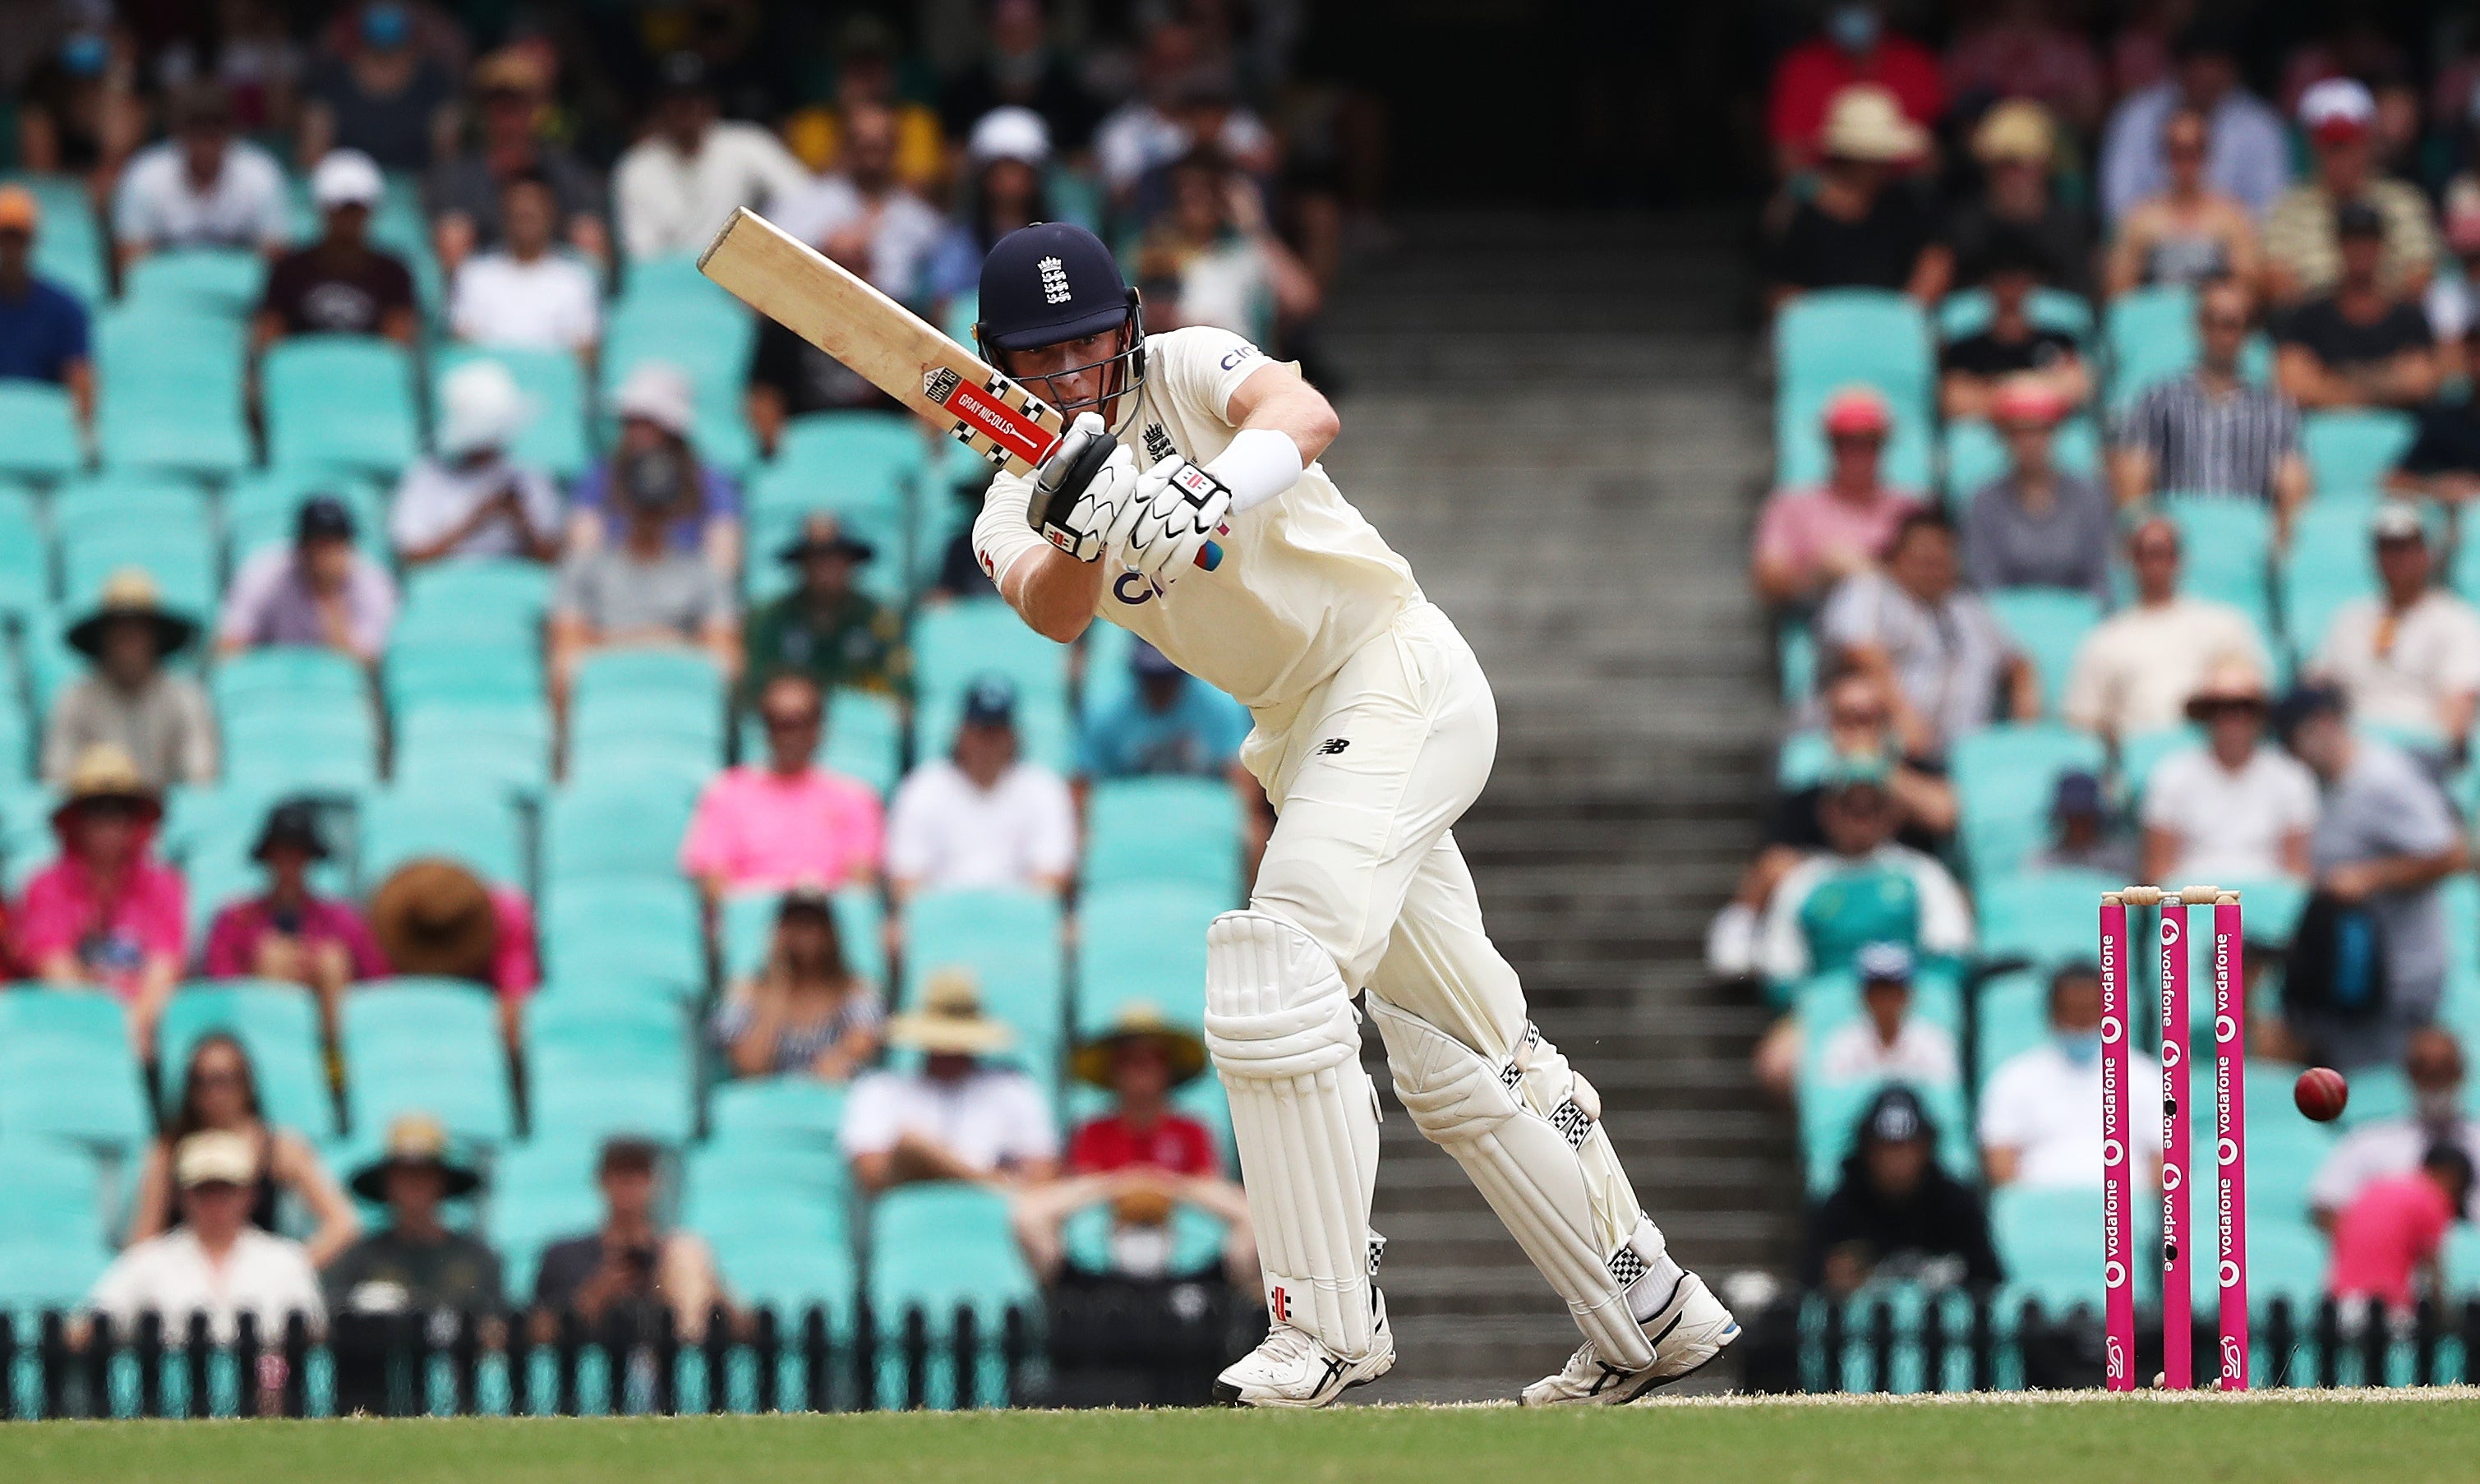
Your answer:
[975,222,1146,419]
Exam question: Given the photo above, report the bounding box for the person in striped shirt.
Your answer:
[2110,276,2310,532]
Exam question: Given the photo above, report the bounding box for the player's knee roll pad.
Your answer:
[1204,910,1383,1359]
[1368,998,1656,1371]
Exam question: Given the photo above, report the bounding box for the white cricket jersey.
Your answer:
[972,325,1422,712]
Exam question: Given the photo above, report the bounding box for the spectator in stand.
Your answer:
[88,1132,326,1346]
[532,1139,731,1341]
[368,859,540,1049]
[1749,387,1925,611]
[922,107,1055,306]
[712,890,883,1081]
[0,184,94,428]
[1094,22,1276,205]
[2104,104,2262,297]
[427,48,607,277]
[2312,1029,2480,1227]
[773,100,947,308]
[1946,101,2092,300]
[2312,504,2480,748]
[1818,511,2037,758]
[2425,198,2480,384]
[2111,278,2308,522]
[2386,321,2480,503]
[1810,942,1961,1086]
[1080,640,1249,785]
[683,673,884,901]
[612,52,809,262]
[569,364,742,574]
[1762,85,1948,309]
[842,969,1059,1193]
[12,744,184,1049]
[16,23,145,196]
[253,150,415,349]
[939,0,1097,152]
[2263,80,2440,308]
[326,1114,501,1317]
[2062,517,2266,743]
[128,1035,361,1265]
[43,569,216,789]
[1012,1005,1256,1286]
[1938,237,2090,421]
[2273,203,2441,413]
[201,0,307,136]
[446,172,601,362]
[390,358,563,566]
[2029,771,2138,878]
[112,84,292,270]
[1943,0,2102,131]
[1980,965,2163,1187]
[1129,146,1318,343]
[1961,377,2113,600]
[744,515,909,706]
[202,801,388,1035]
[1801,1086,2001,1297]
[2326,1143,2471,1315]
[782,15,947,192]
[549,439,740,699]
[887,677,1076,901]
[216,496,399,664]
[2139,658,2316,885]
[1755,755,1974,992]
[1766,2,1944,178]
[298,2,457,173]
[2098,21,2289,224]
[2278,684,2465,1070]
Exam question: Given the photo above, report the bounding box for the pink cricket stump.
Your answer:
[2098,895,2136,1392]
[2214,895,2250,1390]
[2160,896,2192,1389]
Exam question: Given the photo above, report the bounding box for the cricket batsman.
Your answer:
[969,221,1737,1407]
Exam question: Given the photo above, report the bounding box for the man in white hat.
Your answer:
[447,170,602,359]
[253,149,415,350]
[84,1131,326,1346]
[390,357,563,566]
[839,969,1060,1193]
[2264,77,2441,306]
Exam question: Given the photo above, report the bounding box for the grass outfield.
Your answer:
[7,1390,2480,1483]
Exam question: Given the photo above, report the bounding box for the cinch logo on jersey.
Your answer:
[1219,342,1260,370]
[1037,255,1071,304]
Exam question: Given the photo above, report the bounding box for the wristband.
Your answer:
[1205,426,1305,516]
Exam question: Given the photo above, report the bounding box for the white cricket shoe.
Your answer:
[1520,1270,1740,1406]
[1213,1293,1395,1408]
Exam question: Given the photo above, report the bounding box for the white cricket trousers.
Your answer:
[1242,600,1524,1056]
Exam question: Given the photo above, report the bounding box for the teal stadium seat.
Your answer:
[2119,723,2201,796]
[122,247,266,319]
[261,334,419,472]
[600,300,758,473]
[94,306,248,475]
[1075,880,1224,1035]
[1775,379,1934,491]
[2277,495,2390,663]
[1788,963,1964,1039]
[1975,866,2123,970]
[525,993,695,1144]
[394,705,551,796]
[1081,777,1243,896]
[0,485,44,616]
[6,173,104,304]
[224,473,386,565]
[915,601,1072,707]
[384,638,545,712]
[866,1182,1038,1406]
[159,980,336,1143]
[0,381,82,481]
[0,989,150,1147]
[1774,289,1934,407]
[223,706,379,792]
[2302,409,2416,500]
[687,1140,855,1316]
[212,645,366,719]
[1950,723,2105,883]
[1982,590,2101,721]
[397,559,554,648]
[53,473,216,613]
[342,979,515,1144]
[359,779,525,887]
[0,1140,108,1247]
[0,1237,112,1313]
[707,1076,850,1146]
[539,877,703,1001]
[434,345,591,477]
[571,650,726,735]
[901,888,1066,1067]
[1989,1185,2131,1313]
[1972,969,2049,1079]
[542,772,701,886]
[484,1138,606,1300]
[718,887,886,990]
[2160,494,2273,616]
[1935,286,2092,344]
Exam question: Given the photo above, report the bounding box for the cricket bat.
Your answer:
[697,206,1218,568]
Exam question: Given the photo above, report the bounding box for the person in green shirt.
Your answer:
[744,512,911,705]
[324,1113,504,1318]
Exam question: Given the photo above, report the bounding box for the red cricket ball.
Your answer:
[2294,1066,2350,1122]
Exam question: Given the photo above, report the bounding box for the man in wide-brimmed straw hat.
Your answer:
[367,857,541,1045]
[327,1113,500,1317]
[1765,83,1950,309]
[840,967,1058,1193]
[2140,655,2318,887]
[13,743,186,1049]
[43,567,218,789]
[1009,1003,1259,1288]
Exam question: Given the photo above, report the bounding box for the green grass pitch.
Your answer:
[7,1390,2480,1483]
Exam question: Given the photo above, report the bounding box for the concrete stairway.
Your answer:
[1310,211,1798,1393]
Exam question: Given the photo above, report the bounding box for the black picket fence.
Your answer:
[1738,1290,2480,1394]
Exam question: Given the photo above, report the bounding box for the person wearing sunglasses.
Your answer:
[680,671,883,908]
[2110,276,2309,528]
[2104,103,2261,297]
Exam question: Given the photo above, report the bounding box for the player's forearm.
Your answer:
[1227,363,1339,468]
[1001,544,1106,643]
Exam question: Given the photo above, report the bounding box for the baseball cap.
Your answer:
[961,675,1018,727]
[2300,76,2376,143]
[2049,769,2105,819]
[1819,385,1892,438]
[177,1130,259,1188]
[614,362,697,436]
[0,185,40,233]
[1855,941,1915,984]
[295,495,356,543]
[2371,501,2427,543]
[2271,682,2348,741]
[968,106,1052,167]
[311,149,385,209]
[1861,1085,1930,1145]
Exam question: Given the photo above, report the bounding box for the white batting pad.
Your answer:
[1368,997,1660,1371]
[1204,910,1383,1360]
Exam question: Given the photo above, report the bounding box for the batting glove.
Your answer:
[1028,412,1138,562]
[1112,455,1233,587]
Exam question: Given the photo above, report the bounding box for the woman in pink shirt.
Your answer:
[1750,386,1925,609]
[2328,1145,2472,1314]
[680,673,884,901]
[12,743,187,1051]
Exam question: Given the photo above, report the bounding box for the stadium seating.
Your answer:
[158,979,336,1143]
[1950,724,2105,883]
[1938,417,2101,507]
[539,877,704,1002]
[1081,777,1244,897]
[729,687,904,799]
[0,989,151,1148]
[2301,409,2416,500]
[359,778,527,887]
[123,247,265,319]
[525,994,696,1145]
[901,887,1066,1067]
[0,484,48,616]
[1982,590,2100,721]
[1989,1185,2119,1311]
[1075,880,1224,1034]
[434,345,591,478]
[866,1182,1038,1406]
[717,887,887,991]
[261,334,420,472]
[341,978,517,1144]
[484,1137,606,1300]
[94,306,250,476]
[542,772,701,887]
[1975,867,2123,970]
